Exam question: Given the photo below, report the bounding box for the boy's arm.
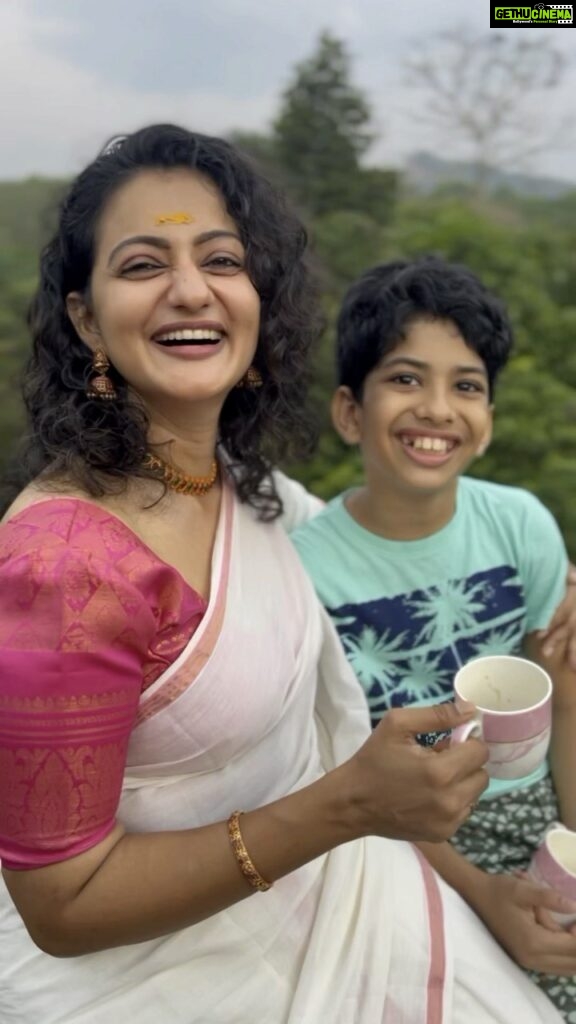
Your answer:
[416,839,576,975]
[517,494,568,647]
[538,563,576,670]
[524,632,576,830]
[537,565,576,667]
[518,501,576,820]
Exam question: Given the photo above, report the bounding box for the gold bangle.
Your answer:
[227,811,272,892]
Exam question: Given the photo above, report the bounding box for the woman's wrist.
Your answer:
[238,766,365,884]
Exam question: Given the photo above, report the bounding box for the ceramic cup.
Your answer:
[527,824,576,928]
[450,654,552,780]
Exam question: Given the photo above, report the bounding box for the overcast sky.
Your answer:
[1,0,575,182]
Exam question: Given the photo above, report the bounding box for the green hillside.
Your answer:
[0,177,67,458]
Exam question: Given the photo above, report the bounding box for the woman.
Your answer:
[0,124,567,1023]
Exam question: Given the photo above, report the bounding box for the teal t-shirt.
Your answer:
[292,477,568,799]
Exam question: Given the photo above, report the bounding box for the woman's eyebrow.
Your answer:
[107,229,242,267]
[108,235,169,265]
[195,229,242,245]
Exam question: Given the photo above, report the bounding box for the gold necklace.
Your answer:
[143,452,218,496]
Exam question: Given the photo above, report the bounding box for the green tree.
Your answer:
[274,32,391,218]
[227,131,289,193]
[0,178,64,474]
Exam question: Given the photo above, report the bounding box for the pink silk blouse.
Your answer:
[0,498,206,869]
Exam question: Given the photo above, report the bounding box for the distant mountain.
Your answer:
[404,152,576,200]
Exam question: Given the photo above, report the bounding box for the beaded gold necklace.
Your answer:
[143,452,218,496]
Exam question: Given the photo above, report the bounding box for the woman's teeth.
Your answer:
[156,329,223,345]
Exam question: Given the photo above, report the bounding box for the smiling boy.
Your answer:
[291,256,576,1012]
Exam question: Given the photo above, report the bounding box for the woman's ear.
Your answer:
[331,386,363,446]
[65,292,101,351]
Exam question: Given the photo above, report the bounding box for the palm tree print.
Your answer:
[408,577,491,651]
[401,651,451,704]
[341,624,407,692]
[328,564,530,726]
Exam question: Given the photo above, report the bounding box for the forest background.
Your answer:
[1,32,575,554]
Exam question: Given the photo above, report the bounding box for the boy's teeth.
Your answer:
[411,436,450,452]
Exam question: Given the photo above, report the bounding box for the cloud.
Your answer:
[0,3,278,177]
[25,0,348,94]
[1,0,575,181]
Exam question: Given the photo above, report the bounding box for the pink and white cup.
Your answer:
[528,824,576,928]
[450,655,552,780]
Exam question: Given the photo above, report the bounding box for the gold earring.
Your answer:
[86,348,117,401]
[235,366,263,390]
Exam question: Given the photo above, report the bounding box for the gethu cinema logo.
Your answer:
[494,6,572,19]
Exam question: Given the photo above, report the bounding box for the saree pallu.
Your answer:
[0,483,562,1023]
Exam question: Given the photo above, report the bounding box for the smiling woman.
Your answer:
[0,125,565,1024]
[7,124,317,518]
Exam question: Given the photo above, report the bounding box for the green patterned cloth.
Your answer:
[452,776,576,1021]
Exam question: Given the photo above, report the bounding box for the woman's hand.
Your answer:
[538,564,576,669]
[339,702,489,843]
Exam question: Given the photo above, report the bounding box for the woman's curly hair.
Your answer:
[6,124,321,518]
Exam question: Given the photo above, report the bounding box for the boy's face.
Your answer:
[332,317,493,500]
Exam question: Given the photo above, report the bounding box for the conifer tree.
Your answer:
[273,32,373,216]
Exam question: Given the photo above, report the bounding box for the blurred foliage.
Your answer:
[0,179,64,478]
[0,34,575,558]
[273,32,373,217]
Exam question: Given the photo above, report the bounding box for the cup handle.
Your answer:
[450,715,483,746]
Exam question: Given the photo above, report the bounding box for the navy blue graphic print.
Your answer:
[328,565,526,728]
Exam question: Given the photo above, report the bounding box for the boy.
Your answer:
[292,256,576,1013]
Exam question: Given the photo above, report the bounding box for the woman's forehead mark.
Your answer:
[154,212,195,225]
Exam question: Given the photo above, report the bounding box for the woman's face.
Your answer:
[67,167,261,420]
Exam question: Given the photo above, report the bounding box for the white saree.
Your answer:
[0,478,562,1023]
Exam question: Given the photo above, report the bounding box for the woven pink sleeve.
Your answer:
[0,502,158,869]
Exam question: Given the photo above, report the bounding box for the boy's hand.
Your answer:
[538,564,576,669]
[472,872,576,975]
[343,702,488,844]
